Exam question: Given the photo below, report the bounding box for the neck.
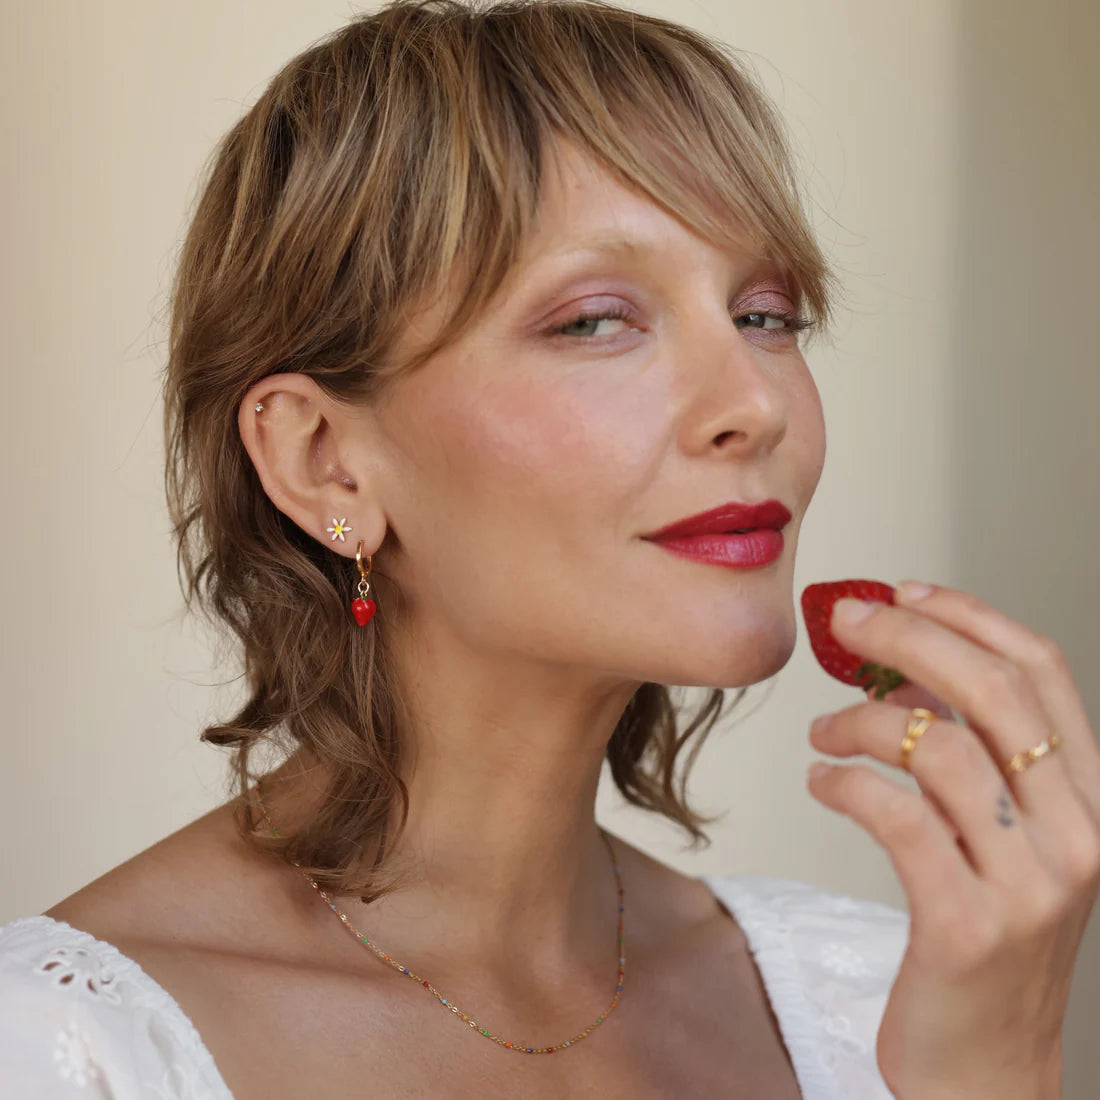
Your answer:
[250,646,642,1002]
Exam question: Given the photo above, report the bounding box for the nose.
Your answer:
[675,313,790,459]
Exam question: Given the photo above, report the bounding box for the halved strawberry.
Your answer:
[801,579,909,700]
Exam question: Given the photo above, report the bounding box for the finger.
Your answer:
[818,702,967,846]
[808,761,979,912]
[893,581,1100,824]
[876,680,955,722]
[831,596,1071,821]
[812,702,1043,885]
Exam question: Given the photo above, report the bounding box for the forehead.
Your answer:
[516,133,763,274]
[527,135,689,253]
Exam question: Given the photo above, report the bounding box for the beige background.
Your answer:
[4,0,1098,1093]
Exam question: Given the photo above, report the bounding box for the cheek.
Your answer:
[454,375,656,506]
[793,370,826,487]
[389,372,649,644]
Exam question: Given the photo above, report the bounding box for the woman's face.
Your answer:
[367,135,826,692]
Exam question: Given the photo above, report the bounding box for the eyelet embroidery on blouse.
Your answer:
[35,944,123,1006]
[2,916,237,1099]
[820,1009,870,1060]
[52,1017,103,1088]
[709,874,908,1099]
[819,941,872,978]
[147,1060,210,1100]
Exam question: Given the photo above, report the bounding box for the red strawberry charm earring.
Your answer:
[351,539,377,627]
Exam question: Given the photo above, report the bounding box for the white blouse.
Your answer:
[0,873,908,1098]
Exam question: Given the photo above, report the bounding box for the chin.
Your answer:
[646,616,798,690]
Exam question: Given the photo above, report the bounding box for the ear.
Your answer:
[237,374,387,558]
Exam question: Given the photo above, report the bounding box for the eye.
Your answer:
[736,310,815,336]
[551,305,639,340]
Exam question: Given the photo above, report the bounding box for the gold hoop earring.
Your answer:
[351,540,377,626]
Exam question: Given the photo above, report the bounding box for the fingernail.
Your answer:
[833,597,874,625]
[896,580,933,601]
[809,762,830,781]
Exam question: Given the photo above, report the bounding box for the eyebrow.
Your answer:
[532,234,781,276]
[542,235,652,261]
[539,228,783,267]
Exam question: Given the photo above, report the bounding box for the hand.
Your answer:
[806,581,1100,1099]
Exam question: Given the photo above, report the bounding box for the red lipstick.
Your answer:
[642,499,792,568]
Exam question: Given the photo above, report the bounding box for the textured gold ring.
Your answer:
[900,707,937,773]
[1004,732,1062,776]
[900,706,1063,780]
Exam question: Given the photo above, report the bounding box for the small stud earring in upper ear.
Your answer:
[255,402,264,412]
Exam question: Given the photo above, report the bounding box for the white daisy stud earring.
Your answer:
[326,517,352,542]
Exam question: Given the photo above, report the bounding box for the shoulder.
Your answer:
[0,913,234,1098]
[40,797,309,963]
[705,872,909,1099]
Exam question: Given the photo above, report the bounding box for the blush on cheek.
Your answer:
[434,365,671,531]
[472,383,592,472]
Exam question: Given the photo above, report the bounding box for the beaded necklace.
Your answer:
[252,781,626,1054]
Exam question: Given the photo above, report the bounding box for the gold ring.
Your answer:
[900,707,936,772]
[900,706,1063,780]
[1004,732,1062,777]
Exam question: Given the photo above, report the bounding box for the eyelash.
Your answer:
[551,305,816,341]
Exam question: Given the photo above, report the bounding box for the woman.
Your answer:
[3,1,1096,1096]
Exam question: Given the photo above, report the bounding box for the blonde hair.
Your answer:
[163,0,837,903]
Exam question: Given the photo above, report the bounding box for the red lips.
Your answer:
[643,499,792,541]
